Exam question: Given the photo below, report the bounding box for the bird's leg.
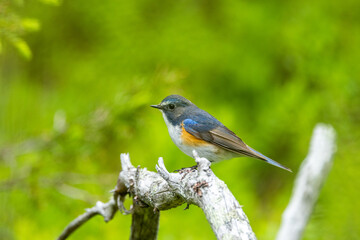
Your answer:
[184,203,190,210]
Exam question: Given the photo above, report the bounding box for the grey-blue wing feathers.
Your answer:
[182,118,291,172]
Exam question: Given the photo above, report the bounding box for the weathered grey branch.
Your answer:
[57,198,118,240]
[59,151,257,240]
[276,124,336,240]
[156,151,256,240]
[118,151,256,239]
[117,153,185,211]
[130,198,160,240]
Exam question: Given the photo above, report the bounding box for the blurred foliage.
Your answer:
[0,0,360,239]
[0,0,59,59]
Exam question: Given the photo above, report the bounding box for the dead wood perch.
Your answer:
[57,123,336,240]
[58,150,256,240]
[117,150,256,240]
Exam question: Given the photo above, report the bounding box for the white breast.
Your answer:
[162,112,183,147]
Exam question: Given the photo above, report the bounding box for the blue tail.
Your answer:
[248,146,292,172]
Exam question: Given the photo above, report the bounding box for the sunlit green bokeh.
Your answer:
[1,0,359,239]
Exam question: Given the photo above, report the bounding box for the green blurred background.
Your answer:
[1,0,359,239]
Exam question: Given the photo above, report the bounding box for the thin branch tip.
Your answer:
[57,199,118,240]
[120,153,134,170]
[192,149,199,158]
[156,157,169,177]
[192,150,211,172]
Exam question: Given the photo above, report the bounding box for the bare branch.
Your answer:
[57,198,118,240]
[276,124,336,240]
[130,198,160,240]
[118,155,184,211]
[117,152,256,239]
[156,150,257,240]
[59,149,258,240]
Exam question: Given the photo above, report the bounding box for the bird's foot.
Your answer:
[174,164,198,174]
[174,165,198,180]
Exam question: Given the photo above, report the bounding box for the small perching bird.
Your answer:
[151,95,291,172]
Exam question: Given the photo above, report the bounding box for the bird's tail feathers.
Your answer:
[247,146,292,172]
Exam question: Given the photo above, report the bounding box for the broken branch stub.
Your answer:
[117,151,256,240]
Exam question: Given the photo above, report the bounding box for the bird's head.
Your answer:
[151,95,194,124]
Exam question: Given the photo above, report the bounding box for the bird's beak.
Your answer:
[151,104,162,109]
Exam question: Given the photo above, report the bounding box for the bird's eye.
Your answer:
[168,104,175,110]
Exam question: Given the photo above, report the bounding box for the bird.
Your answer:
[151,95,291,172]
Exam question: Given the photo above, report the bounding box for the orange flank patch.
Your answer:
[181,125,208,146]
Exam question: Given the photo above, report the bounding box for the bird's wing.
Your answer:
[183,119,255,157]
[182,119,291,172]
